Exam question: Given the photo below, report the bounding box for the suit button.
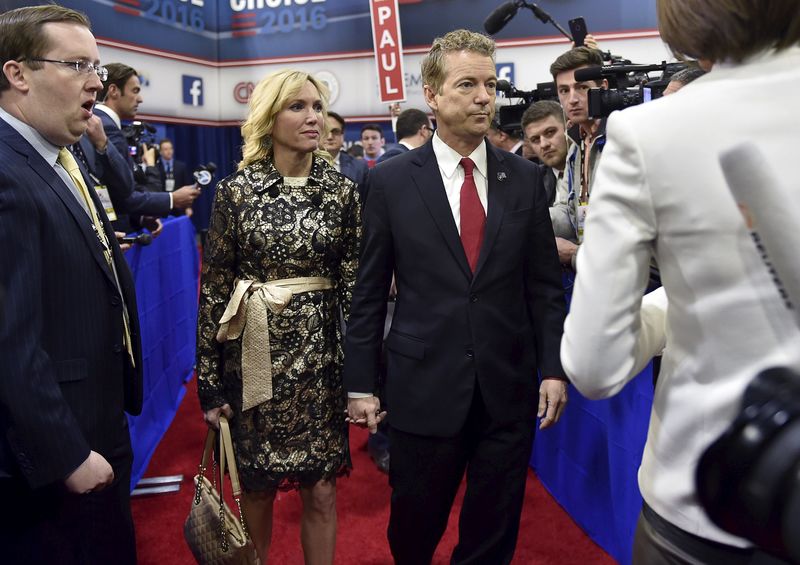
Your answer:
[111,296,121,306]
[466,349,474,359]
[470,294,478,303]
[113,344,122,354]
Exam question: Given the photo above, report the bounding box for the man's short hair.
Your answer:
[0,5,90,92]
[328,111,345,130]
[668,66,706,86]
[421,29,495,95]
[521,100,565,131]
[100,63,138,102]
[549,47,604,82]
[657,0,800,63]
[159,138,173,146]
[360,123,383,138]
[395,108,429,140]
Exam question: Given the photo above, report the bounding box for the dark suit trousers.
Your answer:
[388,383,534,565]
[0,431,136,565]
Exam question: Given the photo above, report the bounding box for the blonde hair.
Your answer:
[421,29,495,95]
[239,70,330,170]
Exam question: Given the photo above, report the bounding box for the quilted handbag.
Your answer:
[184,416,259,565]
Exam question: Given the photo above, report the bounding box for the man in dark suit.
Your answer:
[93,63,199,219]
[156,138,192,191]
[0,6,142,564]
[344,29,568,565]
[377,107,433,164]
[322,110,369,199]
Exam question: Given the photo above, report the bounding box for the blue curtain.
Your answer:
[158,123,243,233]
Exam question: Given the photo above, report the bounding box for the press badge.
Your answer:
[91,174,117,221]
[165,178,175,192]
[576,202,589,243]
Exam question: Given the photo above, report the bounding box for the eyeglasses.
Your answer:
[24,58,108,81]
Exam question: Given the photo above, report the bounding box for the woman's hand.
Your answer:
[204,404,233,429]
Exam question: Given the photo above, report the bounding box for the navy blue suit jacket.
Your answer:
[339,151,369,201]
[376,143,409,164]
[92,107,170,216]
[343,140,566,437]
[0,118,143,488]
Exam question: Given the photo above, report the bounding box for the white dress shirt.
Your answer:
[431,131,488,232]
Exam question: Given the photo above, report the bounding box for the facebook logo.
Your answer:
[182,75,203,107]
[496,63,515,84]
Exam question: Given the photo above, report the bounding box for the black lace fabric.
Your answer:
[196,155,361,491]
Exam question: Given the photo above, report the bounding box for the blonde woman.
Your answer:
[196,70,361,564]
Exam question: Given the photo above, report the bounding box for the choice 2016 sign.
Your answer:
[22,0,656,63]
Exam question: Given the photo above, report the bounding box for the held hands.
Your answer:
[346,396,387,434]
[64,450,114,494]
[538,379,568,430]
[204,404,233,430]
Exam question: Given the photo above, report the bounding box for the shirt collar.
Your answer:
[0,106,61,167]
[399,140,414,150]
[95,103,121,129]
[432,131,488,180]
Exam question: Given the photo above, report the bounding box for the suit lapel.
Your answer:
[410,143,472,280]
[0,120,116,287]
[473,142,509,278]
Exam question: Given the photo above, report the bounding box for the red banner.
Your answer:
[369,0,406,104]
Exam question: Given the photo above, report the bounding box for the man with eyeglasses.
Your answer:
[0,5,141,564]
[323,110,368,200]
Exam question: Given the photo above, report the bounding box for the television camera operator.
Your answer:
[92,63,199,229]
[561,0,800,562]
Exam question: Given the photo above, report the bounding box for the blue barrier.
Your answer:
[125,216,199,490]
[532,363,654,565]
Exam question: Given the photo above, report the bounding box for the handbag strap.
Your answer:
[193,426,217,505]
[218,417,244,497]
[217,416,250,545]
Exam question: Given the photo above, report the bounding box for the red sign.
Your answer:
[369,0,406,104]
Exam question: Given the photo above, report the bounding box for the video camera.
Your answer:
[696,366,800,562]
[494,79,558,136]
[122,120,159,164]
[575,62,687,118]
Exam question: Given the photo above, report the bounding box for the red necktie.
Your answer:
[459,157,485,272]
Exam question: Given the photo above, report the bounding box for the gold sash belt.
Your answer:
[216,277,334,411]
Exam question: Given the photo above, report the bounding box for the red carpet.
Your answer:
[132,379,615,564]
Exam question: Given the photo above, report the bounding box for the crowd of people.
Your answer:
[1,1,799,564]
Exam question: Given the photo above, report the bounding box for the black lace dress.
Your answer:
[196,154,361,491]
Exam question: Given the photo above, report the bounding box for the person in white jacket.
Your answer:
[560,0,800,562]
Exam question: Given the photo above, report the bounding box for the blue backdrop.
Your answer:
[126,216,200,489]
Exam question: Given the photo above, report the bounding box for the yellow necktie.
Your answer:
[58,148,135,368]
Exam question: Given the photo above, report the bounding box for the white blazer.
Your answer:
[561,46,800,547]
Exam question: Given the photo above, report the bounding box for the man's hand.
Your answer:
[115,231,131,252]
[172,185,201,209]
[204,404,233,430]
[85,115,108,152]
[347,396,386,434]
[142,145,157,167]
[64,451,114,494]
[555,237,579,266]
[584,33,599,50]
[139,216,163,238]
[538,379,568,430]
